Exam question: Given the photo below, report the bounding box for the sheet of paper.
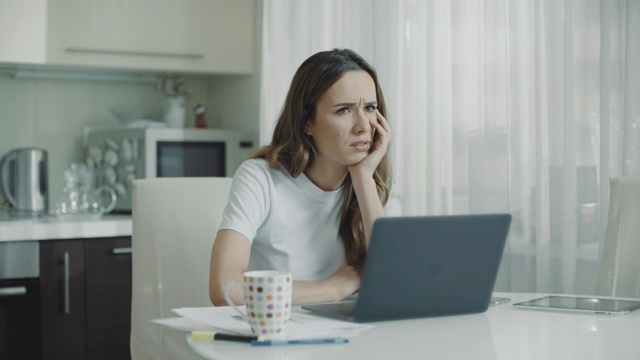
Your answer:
[152,316,214,332]
[171,306,372,340]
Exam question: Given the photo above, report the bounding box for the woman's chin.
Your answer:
[344,154,368,167]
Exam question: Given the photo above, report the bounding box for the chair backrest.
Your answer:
[130,177,232,359]
[597,177,640,298]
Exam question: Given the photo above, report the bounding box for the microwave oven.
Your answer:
[85,128,255,212]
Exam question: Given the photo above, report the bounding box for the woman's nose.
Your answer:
[354,110,372,134]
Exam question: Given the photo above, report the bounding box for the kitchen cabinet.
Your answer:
[84,237,132,359]
[0,0,47,64]
[46,0,255,74]
[40,239,86,360]
[39,237,132,360]
[0,0,254,74]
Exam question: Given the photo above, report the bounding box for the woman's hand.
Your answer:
[348,110,391,179]
[324,264,361,301]
[291,264,360,304]
[347,110,390,247]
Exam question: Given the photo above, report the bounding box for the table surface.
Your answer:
[186,292,640,360]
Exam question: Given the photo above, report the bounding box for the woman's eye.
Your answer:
[365,105,377,112]
[337,107,351,114]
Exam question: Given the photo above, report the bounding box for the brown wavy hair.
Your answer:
[253,48,391,270]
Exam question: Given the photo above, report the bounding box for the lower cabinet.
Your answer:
[40,237,132,360]
[39,239,86,359]
[84,237,132,359]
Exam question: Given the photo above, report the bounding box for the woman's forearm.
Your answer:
[292,264,361,305]
[291,280,338,305]
[351,175,385,247]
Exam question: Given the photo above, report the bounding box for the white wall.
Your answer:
[207,74,261,133]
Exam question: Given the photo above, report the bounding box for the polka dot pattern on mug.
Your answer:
[243,272,292,336]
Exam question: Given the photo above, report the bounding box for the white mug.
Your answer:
[224,270,292,337]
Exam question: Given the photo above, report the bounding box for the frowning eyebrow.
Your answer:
[333,101,378,108]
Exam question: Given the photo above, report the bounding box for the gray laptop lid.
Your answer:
[304,213,511,322]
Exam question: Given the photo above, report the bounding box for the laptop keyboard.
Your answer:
[332,302,355,316]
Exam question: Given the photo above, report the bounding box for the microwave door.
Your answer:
[155,141,226,177]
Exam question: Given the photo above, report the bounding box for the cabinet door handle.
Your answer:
[112,247,132,255]
[0,286,27,297]
[65,47,204,59]
[64,251,70,315]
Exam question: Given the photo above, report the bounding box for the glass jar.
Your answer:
[54,163,117,220]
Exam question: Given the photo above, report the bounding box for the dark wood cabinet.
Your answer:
[84,237,132,359]
[40,239,86,360]
[39,237,132,360]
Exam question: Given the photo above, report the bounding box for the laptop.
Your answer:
[302,213,512,322]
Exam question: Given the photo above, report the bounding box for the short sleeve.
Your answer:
[218,160,271,243]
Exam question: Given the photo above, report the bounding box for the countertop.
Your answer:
[0,213,132,242]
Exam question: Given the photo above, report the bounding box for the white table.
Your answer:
[185,293,640,360]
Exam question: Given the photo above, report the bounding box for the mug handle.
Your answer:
[223,280,248,321]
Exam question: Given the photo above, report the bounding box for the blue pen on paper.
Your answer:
[251,337,349,346]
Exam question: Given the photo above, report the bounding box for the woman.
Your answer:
[209,48,396,306]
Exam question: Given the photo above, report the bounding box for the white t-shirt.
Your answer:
[219,159,400,281]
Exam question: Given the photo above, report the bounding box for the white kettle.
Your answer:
[0,148,49,216]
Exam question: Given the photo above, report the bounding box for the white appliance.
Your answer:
[85,128,254,212]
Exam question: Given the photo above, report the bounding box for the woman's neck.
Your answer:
[303,161,348,191]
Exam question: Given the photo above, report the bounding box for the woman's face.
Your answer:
[306,70,377,171]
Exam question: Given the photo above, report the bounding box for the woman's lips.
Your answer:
[350,140,370,152]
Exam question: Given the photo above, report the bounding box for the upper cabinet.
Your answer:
[1,0,255,75]
[0,0,47,64]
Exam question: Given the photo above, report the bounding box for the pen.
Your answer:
[191,330,261,343]
[251,337,349,346]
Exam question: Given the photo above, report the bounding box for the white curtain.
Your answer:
[260,0,640,295]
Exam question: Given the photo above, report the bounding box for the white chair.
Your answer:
[597,177,640,298]
[130,177,232,359]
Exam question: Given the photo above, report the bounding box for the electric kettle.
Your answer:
[0,148,49,216]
